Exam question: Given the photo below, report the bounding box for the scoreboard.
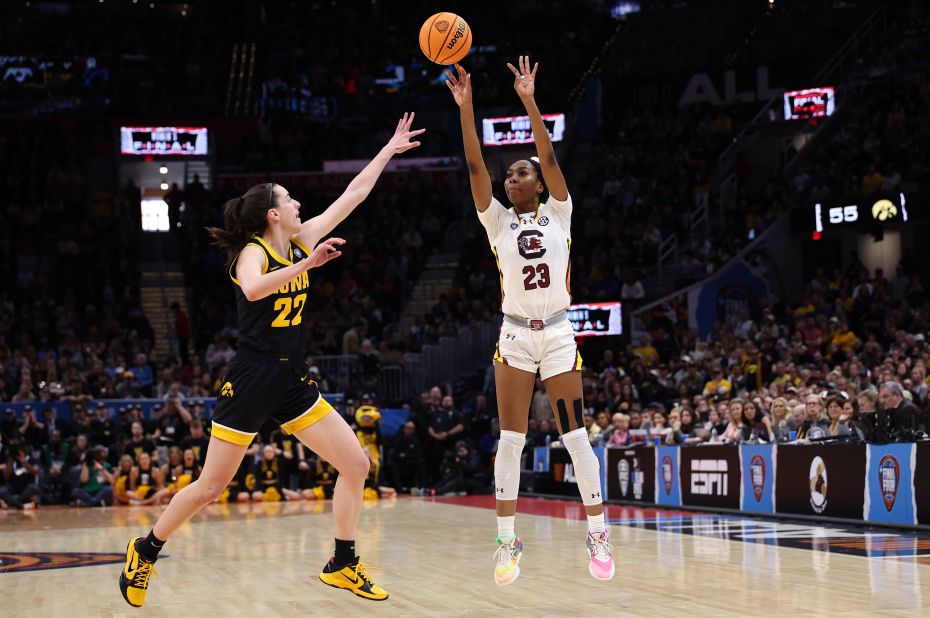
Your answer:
[482,113,565,147]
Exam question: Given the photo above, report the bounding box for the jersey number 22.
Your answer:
[271,293,307,327]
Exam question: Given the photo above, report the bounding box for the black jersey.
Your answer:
[229,236,312,358]
[258,457,282,488]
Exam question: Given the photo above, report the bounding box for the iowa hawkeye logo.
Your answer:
[517,230,546,259]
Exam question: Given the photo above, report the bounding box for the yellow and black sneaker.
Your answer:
[119,537,157,607]
[319,558,389,601]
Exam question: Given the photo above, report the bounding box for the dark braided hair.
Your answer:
[206,182,276,270]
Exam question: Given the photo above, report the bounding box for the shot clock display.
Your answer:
[813,193,909,234]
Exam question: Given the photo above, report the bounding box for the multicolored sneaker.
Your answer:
[493,535,523,586]
[118,537,158,607]
[586,529,615,580]
[319,558,389,601]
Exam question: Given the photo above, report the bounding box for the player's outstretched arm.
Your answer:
[446,63,492,211]
[296,113,424,248]
[507,56,568,201]
[235,238,344,301]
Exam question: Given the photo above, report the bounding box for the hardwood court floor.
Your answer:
[2,495,930,617]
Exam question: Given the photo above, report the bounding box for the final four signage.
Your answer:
[120,126,209,156]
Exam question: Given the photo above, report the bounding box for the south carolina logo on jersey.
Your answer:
[517,230,546,259]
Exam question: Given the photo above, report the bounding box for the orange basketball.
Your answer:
[419,12,472,65]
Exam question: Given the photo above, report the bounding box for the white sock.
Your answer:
[497,516,515,540]
[587,512,606,534]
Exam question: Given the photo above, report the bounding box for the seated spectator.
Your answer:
[41,430,71,470]
[18,405,46,451]
[39,461,69,506]
[89,402,119,449]
[678,408,699,441]
[769,398,791,442]
[68,433,91,468]
[71,445,114,507]
[878,381,921,437]
[427,395,465,482]
[703,368,732,402]
[432,441,486,496]
[387,421,424,493]
[129,451,171,505]
[124,421,157,463]
[797,394,830,439]
[825,395,851,437]
[740,401,774,442]
[113,455,136,505]
[253,444,301,502]
[588,411,611,444]
[606,413,632,447]
[179,420,210,466]
[719,399,744,443]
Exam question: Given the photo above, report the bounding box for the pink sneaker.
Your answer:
[586,529,615,580]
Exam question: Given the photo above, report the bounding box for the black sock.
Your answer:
[135,530,165,562]
[334,538,356,567]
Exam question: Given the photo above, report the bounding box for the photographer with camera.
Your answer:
[155,397,192,451]
[18,405,46,452]
[431,440,487,497]
[71,445,114,507]
[0,440,39,509]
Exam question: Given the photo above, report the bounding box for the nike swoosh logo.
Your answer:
[126,550,139,578]
[342,571,359,584]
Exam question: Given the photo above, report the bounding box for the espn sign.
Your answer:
[691,459,729,496]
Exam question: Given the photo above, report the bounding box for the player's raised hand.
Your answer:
[384,112,425,155]
[444,63,472,107]
[306,237,345,269]
[507,55,538,99]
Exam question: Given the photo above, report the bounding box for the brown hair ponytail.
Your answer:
[206,182,276,269]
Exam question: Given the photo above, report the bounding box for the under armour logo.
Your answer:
[497,487,505,493]
[220,382,234,398]
[591,492,600,499]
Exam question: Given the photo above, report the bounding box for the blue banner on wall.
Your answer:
[740,444,775,513]
[595,446,607,501]
[688,259,770,340]
[866,443,916,525]
[379,408,408,438]
[655,446,681,506]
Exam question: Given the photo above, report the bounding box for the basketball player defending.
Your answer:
[118,113,424,607]
[446,57,614,584]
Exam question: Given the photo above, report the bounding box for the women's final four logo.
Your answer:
[662,455,673,495]
[750,455,766,502]
[878,454,901,512]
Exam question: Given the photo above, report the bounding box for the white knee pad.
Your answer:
[494,430,526,501]
[561,427,603,506]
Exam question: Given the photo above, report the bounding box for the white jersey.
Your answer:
[477,194,572,319]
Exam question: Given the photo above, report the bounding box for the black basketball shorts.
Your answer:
[211,352,334,446]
